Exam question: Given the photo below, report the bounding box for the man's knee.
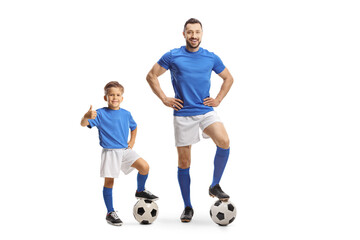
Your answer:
[178,157,190,169]
[177,146,191,169]
[217,137,230,149]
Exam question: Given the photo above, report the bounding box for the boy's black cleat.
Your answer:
[209,184,230,201]
[135,189,159,201]
[106,211,123,226]
[180,206,194,223]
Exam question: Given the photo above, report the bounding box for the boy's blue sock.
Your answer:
[103,187,114,213]
[178,167,192,208]
[137,173,148,192]
[211,146,230,187]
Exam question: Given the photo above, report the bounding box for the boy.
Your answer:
[81,81,158,226]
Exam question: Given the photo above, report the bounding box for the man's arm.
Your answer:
[146,63,183,111]
[203,68,234,107]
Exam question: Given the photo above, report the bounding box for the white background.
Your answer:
[0,0,359,239]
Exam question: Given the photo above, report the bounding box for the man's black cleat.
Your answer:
[106,211,123,226]
[209,184,230,201]
[180,206,194,223]
[135,189,159,201]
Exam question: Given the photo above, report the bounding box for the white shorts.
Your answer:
[173,111,221,147]
[100,148,140,178]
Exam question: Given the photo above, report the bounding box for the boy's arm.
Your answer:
[80,105,97,127]
[127,127,137,149]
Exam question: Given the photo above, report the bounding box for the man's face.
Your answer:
[183,23,203,50]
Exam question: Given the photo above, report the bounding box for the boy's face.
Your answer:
[104,87,123,110]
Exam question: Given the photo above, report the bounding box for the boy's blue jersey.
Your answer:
[158,46,226,116]
[88,107,137,149]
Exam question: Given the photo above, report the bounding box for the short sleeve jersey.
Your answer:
[87,107,137,149]
[158,46,225,116]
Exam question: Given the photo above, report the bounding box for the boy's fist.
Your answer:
[85,105,97,119]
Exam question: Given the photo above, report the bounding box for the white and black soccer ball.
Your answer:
[133,199,159,224]
[210,200,236,226]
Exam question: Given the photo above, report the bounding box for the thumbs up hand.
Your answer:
[84,105,97,119]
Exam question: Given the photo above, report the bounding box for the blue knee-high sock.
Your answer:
[178,167,192,208]
[103,187,114,213]
[137,173,148,192]
[211,146,230,187]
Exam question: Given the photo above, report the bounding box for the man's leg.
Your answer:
[177,145,192,207]
[203,122,231,200]
[177,145,194,222]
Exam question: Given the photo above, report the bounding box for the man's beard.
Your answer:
[186,39,201,49]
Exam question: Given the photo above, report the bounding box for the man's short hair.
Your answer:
[184,18,202,31]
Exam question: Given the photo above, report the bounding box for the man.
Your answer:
[146,18,234,223]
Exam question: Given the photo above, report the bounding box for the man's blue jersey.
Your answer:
[158,46,225,116]
[88,107,137,149]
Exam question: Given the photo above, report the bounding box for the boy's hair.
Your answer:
[104,81,124,95]
[184,18,202,31]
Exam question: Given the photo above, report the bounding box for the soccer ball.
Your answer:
[210,200,237,226]
[133,199,158,224]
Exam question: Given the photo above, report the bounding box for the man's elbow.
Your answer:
[146,72,155,84]
[226,76,234,86]
[146,72,152,83]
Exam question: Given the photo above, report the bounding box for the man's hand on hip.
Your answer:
[163,97,184,111]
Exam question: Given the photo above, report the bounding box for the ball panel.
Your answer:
[216,212,225,220]
[210,200,237,226]
[228,203,234,211]
[133,199,159,224]
[137,207,145,216]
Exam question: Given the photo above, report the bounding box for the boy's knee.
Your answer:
[143,162,150,174]
[139,160,149,175]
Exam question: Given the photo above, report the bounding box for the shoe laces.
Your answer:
[143,189,152,195]
[110,211,120,220]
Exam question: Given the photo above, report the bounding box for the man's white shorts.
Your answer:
[100,148,140,178]
[174,111,221,147]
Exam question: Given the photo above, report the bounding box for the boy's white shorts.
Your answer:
[173,111,221,147]
[100,148,140,178]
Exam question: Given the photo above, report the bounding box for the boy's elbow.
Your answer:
[80,119,89,127]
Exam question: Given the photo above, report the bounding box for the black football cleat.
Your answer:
[135,189,159,201]
[180,206,194,223]
[106,211,123,226]
[209,184,230,201]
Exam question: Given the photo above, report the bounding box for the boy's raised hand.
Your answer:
[85,105,97,119]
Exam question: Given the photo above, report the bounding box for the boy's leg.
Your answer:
[131,158,158,200]
[131,158,149,192]
[103,178,114,213]
[101,149,123,226]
